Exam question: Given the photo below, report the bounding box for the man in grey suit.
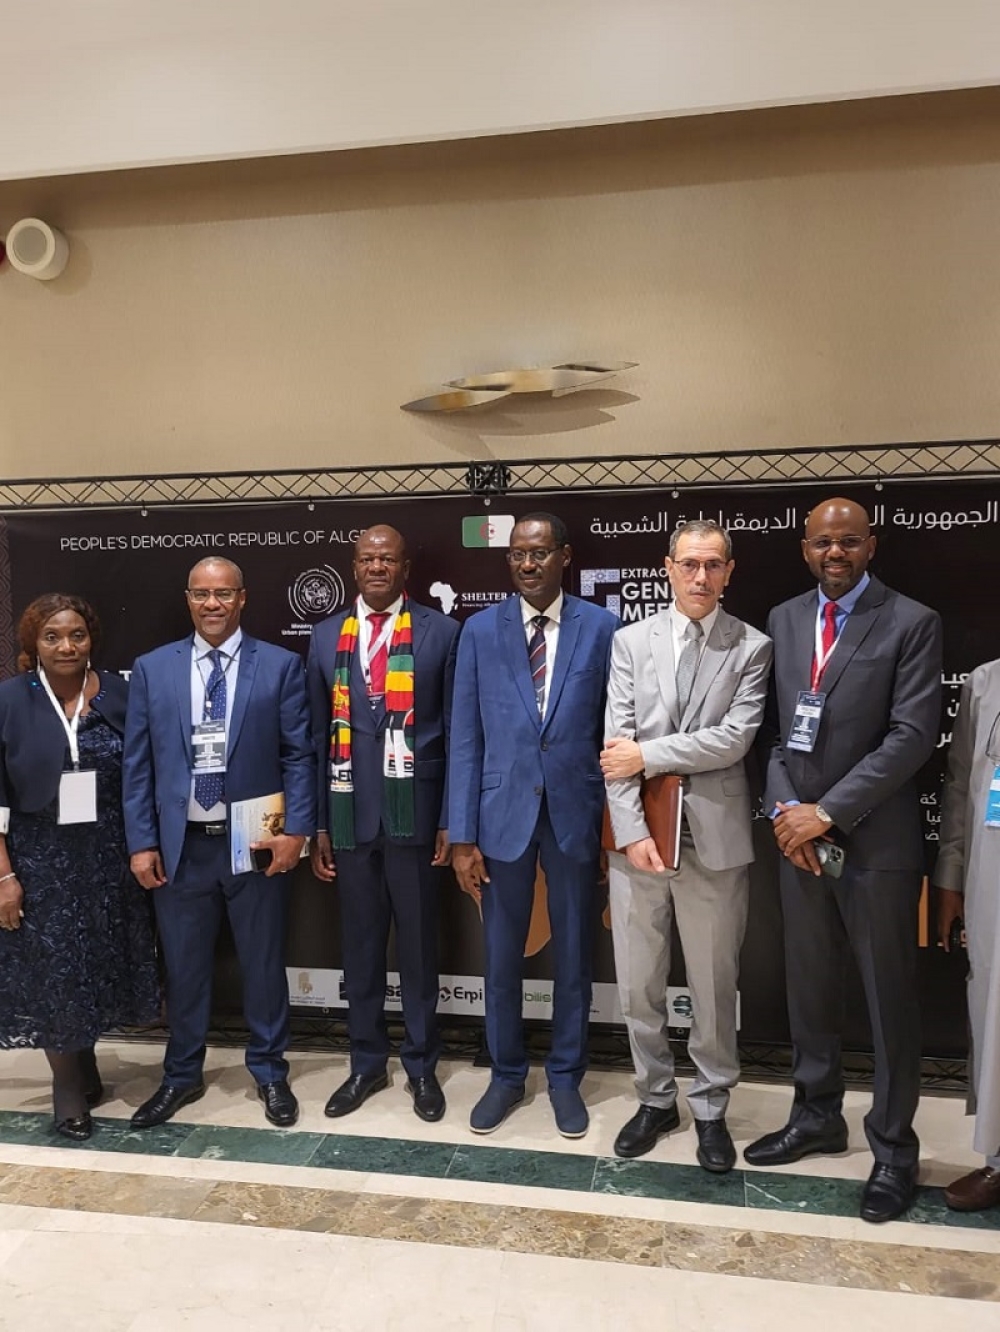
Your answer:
[745,497,942,1224]
[602,519,772,1171]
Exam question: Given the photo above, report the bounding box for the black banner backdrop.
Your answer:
[2,476,995,1059]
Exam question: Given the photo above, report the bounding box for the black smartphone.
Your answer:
[251,846,274,872]
[948,917,966,952]
[816,840,845,879]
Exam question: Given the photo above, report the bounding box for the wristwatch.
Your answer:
[815,803,833,825]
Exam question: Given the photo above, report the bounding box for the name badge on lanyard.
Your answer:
[192,720,227,773]
[38,665,98,825]
[985,766,1000,828]
[786,607,840,754]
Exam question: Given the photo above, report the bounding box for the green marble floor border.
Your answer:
[0,1108,997,1234]
[0,1160,997,1302]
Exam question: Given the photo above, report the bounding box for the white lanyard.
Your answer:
[38,665,88,769]
[812,605,842,691]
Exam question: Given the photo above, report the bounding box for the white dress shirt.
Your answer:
[187,628,242,821]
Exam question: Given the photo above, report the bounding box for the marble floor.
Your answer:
[0,1040,997,1331]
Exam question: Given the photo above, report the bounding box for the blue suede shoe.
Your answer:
[549,1085,589,1139]
[469,1081,525,1134]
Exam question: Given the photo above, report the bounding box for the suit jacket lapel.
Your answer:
[650,611,680,730]
[789,592,817,695]
[542,596,580,729]
[227,636,258,757]
[817,579,885,697]
[174,638,194,765]
[502,597,541,728]
[682,609,737,727]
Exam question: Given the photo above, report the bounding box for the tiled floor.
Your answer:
[0,1040,998,1330]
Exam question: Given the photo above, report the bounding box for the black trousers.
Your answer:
[335,835,442,1080]
[779,857,923,1167]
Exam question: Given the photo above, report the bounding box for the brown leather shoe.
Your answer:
[944,1166,1000,1212]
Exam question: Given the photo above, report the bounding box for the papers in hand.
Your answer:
[230,792,286,875]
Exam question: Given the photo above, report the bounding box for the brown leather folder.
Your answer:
[601,773,684,870]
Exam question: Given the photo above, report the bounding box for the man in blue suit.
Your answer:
[308,525,458,1123]
[450,513,617,1138]
[123,556,315,1129]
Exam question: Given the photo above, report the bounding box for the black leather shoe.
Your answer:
[614,1103,680,1159]
[257,1079,299,1127]
[695,1118,737,1173]
[54,1113,92,1142]
[324,1071,389,1118]
[131,1082,206,1129]
[743,1118,848,1166]
[860,1162,918,1223]
[406,1075,445,1123]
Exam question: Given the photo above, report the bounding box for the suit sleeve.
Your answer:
[438,622,460,831]
[640,635,773,777]
[604,627,647,847]
[122,657,160,855]
[821,608,943,830]
[306,631,332,834]
[759,609,801,811]
[447,622,484,844]
[278,652,317,837]
[932,676,976,895]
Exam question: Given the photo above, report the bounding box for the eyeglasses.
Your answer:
[506,547,563,565]
[186,588,241,604]
[356,555,402,567]
[673,559,729,576]
[804,536,868,552]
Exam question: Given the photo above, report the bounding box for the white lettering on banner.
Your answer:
[286,970,740,1030]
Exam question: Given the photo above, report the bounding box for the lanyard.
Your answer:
[38,665,87,769]
[195,647,238,721]
[811,606,842,692]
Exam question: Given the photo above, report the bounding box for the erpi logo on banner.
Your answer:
[461,515,515,548]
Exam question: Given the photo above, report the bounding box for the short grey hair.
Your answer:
[668,519,732,561]
[188,555,245,588]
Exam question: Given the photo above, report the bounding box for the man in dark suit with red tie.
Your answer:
[308,526,458,1122]
[745,497,942,1224]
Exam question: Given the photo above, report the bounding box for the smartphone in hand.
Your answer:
[816,840,845,879]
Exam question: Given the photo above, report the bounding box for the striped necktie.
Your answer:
[367,612,389,697]
[194,648,227,810]
[528,614,549,715]
[676,619,704,716]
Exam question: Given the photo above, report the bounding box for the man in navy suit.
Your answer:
[308,526,459,1122]
[450,513,617,1138]
[123,556,315,1129]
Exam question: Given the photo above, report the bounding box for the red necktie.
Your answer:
[812,601,840,690]
[367,612,389,697]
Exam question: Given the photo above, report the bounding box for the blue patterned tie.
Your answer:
[194,648,227,811]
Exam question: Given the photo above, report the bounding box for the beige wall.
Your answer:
[5,0,998,179]
[1,90,999,481]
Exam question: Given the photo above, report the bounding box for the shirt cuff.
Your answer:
[769,800,800,820]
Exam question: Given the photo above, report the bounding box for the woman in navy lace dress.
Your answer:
[0,594,160,1140]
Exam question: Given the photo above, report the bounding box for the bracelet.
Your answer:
[0,872,17,884]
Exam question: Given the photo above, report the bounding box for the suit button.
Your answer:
[534,786,543,796]
[178,799,185,807]
[541,741,549,751]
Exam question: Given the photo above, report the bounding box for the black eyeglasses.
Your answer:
[506,547,563,565]
[804,536,868,552]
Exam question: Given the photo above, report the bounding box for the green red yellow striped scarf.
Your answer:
[328,596,415,848]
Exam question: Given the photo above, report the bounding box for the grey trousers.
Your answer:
[608,845,749,1120]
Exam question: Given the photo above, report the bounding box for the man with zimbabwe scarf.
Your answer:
[307,526,459,1122]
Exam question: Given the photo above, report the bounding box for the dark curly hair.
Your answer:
[16,593,102,673]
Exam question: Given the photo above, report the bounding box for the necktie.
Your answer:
[676,619,704,716]
[194,648,227,810]
[528,614,549,715]
[813,601,840,690]
[367,612,389,697]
